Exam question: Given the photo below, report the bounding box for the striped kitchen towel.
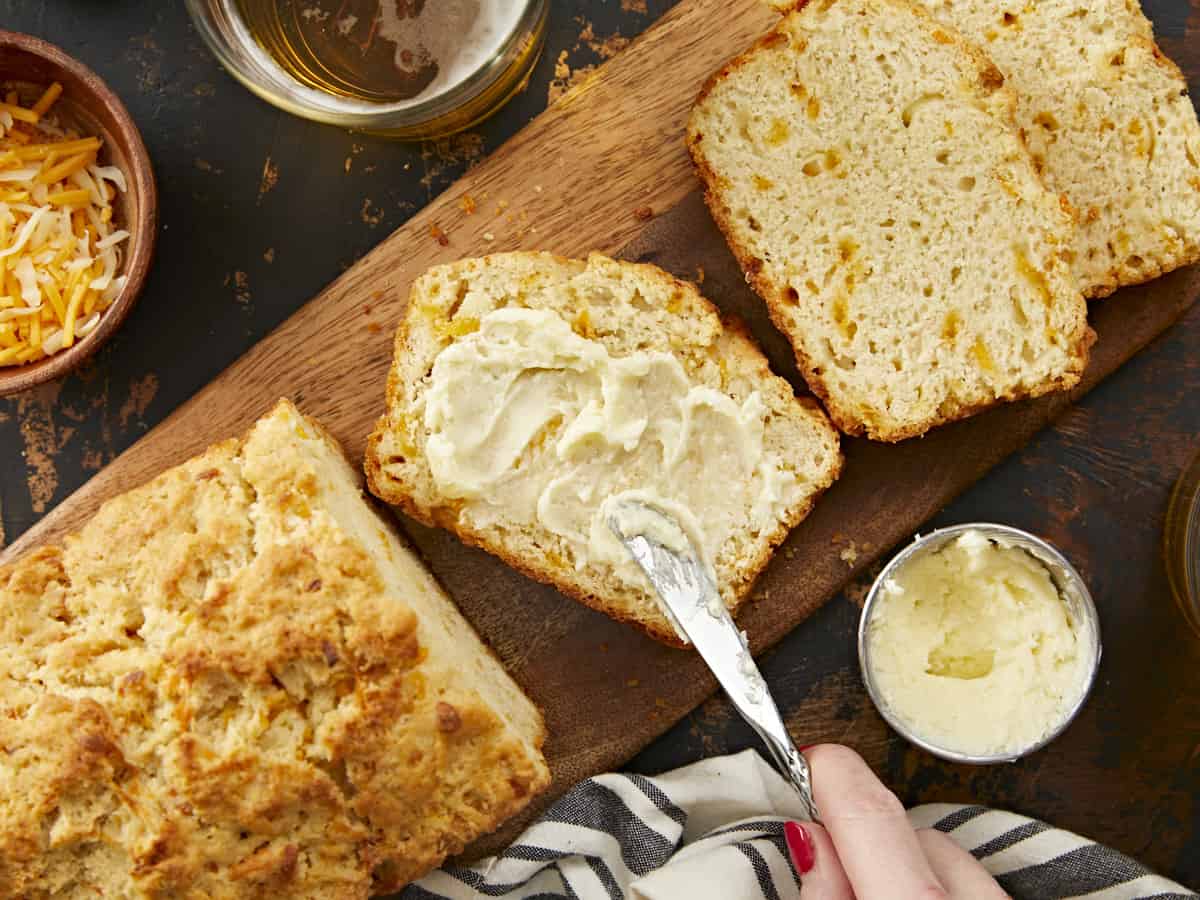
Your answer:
[400,749,1196,900]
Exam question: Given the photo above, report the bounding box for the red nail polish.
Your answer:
[784,821,815,874]
[798,744,816,752]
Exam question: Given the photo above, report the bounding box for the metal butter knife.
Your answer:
[608,500,818,822]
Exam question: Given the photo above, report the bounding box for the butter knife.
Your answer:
[608,500,818,821]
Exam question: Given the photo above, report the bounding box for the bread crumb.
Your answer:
[576,21,631,60]
[257,156,278,204]
[548,50,597,104]
[459,194,476,215]
[233,271,250,305]
[634,205,654,221]
[483,232,495,242]
[263,247,275,264]
[626,678,640,688]
[695,265,705,285]
[840,542,859,566]
[361,197,383,227]
[429,224,449,247]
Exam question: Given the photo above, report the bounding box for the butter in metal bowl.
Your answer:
[863,528,1095,759]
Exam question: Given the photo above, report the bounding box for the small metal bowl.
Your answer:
[858,523,1102,765]
[0,31,157,397]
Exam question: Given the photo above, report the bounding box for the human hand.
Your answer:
[784,744,1008,899]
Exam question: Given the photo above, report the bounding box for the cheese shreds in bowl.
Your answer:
[0,82,129,367]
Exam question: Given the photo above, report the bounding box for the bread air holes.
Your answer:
[447,280,469,318]
[831,296,857,341]
[1033,111,1060,132]
[765,118,790,146]
[824,338,855,370]
[941,311,960,340]
[1011,295,1028,327]
[1001,11,1019,26]
[901,93,946,128]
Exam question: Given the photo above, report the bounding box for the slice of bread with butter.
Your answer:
[364,252,843,645]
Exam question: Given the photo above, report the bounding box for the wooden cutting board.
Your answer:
[5,0,1199,856]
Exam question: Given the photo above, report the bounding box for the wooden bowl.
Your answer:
[0,30,157,397]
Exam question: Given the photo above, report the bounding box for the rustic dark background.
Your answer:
[1,0,1198,889]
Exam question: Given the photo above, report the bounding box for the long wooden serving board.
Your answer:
[5,0,1199,856]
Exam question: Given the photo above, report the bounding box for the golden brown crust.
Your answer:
[686,0,1093,443]
[0,400,548,898]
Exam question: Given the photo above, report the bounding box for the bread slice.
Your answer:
[364,252,843,645]
[900,0,1200,297]
[687,0,1094,442]
[0,399,549,899]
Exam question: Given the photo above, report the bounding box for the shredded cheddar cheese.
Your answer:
[0,81,129,366]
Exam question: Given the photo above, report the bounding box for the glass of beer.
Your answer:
[186,0,548,138]
[1165,448,1200,637]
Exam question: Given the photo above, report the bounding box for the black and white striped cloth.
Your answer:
[400,750,1197,900]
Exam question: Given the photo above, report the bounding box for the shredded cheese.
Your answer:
[0,82,128,367]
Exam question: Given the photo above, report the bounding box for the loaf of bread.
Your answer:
[365,252,843,645]
[899,0,1200,297]
[0,400,549,898]
[688,0,1094,442]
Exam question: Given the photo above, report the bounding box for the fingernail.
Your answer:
[784,821,815,874]
[798,744,815,752]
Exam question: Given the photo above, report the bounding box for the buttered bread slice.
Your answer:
[904,0,1200,297]
[365,252,842,645]
[0,400,548,898]
[688,0,1093,442]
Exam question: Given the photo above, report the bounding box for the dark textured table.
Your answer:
[2,0,1198,889]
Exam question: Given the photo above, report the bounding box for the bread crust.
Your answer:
[0,399,549,898]
[364,252,843,645]
[687,0,1094,442]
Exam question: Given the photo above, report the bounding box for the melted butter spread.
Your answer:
[422,307,803,592]
[867,530,1091,757]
